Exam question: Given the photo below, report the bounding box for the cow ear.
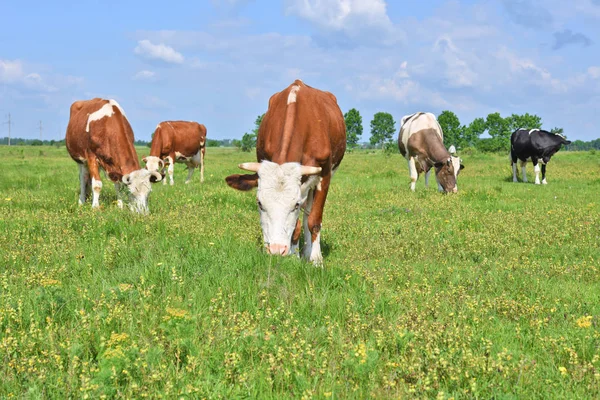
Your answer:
[460,164,465,170]
[225,174,258,191]
[108,172,123,182]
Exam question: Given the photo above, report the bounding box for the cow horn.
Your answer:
[238,162,261,173]
[122,174,132,185]
[300,165,322,176]
[150,170,162,182]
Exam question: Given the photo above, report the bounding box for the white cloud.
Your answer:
[588,66,600,79]
[0,59,25,83]
[285,0,403,45]
[133,70,157,81]
[134,40,184,64]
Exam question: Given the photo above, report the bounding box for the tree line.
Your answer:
[2,109,598,152]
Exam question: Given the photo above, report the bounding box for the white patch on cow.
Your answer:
[534,163,541,184]
[529,129,539,134]
[166,156,175,185]
[256,161,317,254]
[199,139,205,146]
[108,99,126,117]
[317,176,323,191]
[310,232,323,266]
[86,103,114,133]
[287,85,300,104]
[408,157,418,191]
[91,177,102,208]
[448,145,457,155]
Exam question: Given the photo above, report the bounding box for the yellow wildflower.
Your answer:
[576,316,592,328]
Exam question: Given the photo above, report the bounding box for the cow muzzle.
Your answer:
[268,243,289,256]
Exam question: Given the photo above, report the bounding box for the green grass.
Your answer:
[0,145,599,399]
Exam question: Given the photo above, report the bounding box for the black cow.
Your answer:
[510,129,571,184]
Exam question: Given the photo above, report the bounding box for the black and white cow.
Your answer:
[510,129,571,184]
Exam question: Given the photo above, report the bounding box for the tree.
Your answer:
[551,127,564,135]
[241,113,265,152]
[484,112,511,152]
[462,117,486,148]
[506,113,542,132]
[438,111,461,148]
[369,112,396,149]
[344,108,363,149]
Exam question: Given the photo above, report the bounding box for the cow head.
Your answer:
[226,160,322,256]
[435,158,460,193]
[142,156,166,177]
[121,169,162,214]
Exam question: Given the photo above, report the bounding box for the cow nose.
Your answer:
[268,244,289,256]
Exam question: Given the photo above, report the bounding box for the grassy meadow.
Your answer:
[0,145,599,399]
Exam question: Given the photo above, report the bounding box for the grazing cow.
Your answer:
[65,98,162,214]
[398,112,464,193]
[143,121,207,185]
[225,80,345,265]
[510,129,571,184]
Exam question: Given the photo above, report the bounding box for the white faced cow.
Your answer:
[65,98,162,214]
[143,121,207,185]
[398,112,464,193]
[225,80,346,265]
[510,129,571,184]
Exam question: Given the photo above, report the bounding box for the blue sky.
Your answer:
[1,0,599,142]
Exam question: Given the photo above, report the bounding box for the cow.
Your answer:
[398,112,464,193]
[510,128,571,184]
[65,98,162,214]
[143,121,207,185]
[225,80,345,265]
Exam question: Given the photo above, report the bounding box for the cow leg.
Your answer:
[200,147,205,183]
[532,158,541,184]
[87,157,102,208]
[185,163,195,184]
[167,155,175,185]
[306,177,330,266]
[302,189,315,260]
[541,164,547,184]
[114,182,124,209]
[424,168,431,188]
[520,160,528,183]
[78,163,90,205]
[408,157,418,192]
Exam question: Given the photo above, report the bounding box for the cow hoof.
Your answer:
[535,181,540,185]
[513,178,518,183]
[170,181,174,186]
[542,180,548,185]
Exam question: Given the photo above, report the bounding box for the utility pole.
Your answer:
[2,113,10,146]
[39,120,43,140]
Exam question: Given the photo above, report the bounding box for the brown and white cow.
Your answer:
[398,112,464,193]
[66,98,162,214]
[225,80,346,265]
[143,121,207,185]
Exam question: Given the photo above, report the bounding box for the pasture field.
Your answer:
[1,145,599,399]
